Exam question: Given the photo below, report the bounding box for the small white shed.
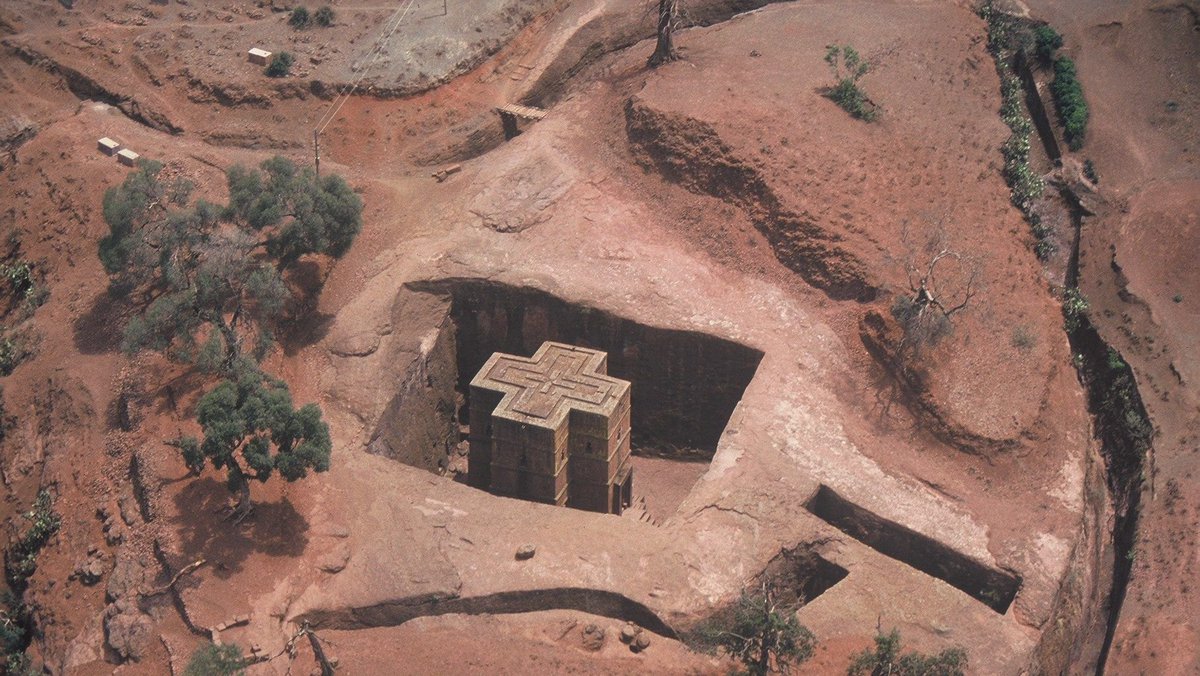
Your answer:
[248,48,272,66]
[117,148,140,166]
[97,137,121,156]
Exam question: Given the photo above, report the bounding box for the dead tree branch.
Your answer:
[254,621,335,674]
[141,559,207,597]
[893,227,981,357]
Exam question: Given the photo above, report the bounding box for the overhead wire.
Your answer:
[314,0,419,135]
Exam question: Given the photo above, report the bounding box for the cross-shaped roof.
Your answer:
[471,342,629,428]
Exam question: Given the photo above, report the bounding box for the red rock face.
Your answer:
[2,0,1189,672]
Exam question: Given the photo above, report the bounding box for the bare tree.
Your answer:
[892,229,979,355]
[648,0,680,67]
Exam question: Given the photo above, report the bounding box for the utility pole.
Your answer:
[313,129,321,182]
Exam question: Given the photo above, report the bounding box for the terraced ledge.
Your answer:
[4,41,182,134]
[624,96,876,302]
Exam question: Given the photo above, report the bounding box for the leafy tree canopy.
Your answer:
[100,156,361,370]
[174,361,331,517]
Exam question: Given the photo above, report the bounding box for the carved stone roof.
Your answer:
[470,342,629,429]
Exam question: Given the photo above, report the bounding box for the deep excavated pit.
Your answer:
[377,279,763,519]
[805,485,1022,614]
[756,545,849,607]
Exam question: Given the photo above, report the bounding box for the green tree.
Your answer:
[1051,57,1088,150]
[265,52,294,78]
[1032,25,1063,64]
[708,586,816,675]
[824,44,877,121]
[174,362,331,521]
[224,156,362,266]
[847,628,967,676]
[288,7,311,29]
[184,642,246,676]
[102,156,360,369]
[99,159,197,289]
[99,156,359,519]
[314,6,335,27]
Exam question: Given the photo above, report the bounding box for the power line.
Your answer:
[315,0,419,135]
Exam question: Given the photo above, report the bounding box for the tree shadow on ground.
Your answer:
[279,309,335,357]
[278,259,335,357]
[172,477,309,579]
[72,288,131,354]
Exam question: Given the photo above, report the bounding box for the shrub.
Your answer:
[288,6,310,28]
[891,294,951,350]
[4,491,60,593]
[0,260,46,312]
[1083,159,1099,183]
[1051,57,1088,150]
[848,629,967,676]
[184,642,245,676]
[1035,239,1056,260]
[1033,25,1063,63]
[314,6,335,27]
[1011,325,1035,352]
[0,327,35,376]
[692,588,816,676]
[0,492,57,673]
[0,336,19,376]
[265,51,294,78]
[824,44,877,122]
[0,262,34,301]
[1062,287,1089,332]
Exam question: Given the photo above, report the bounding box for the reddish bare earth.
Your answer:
[0,0,1193,674]
[1024,0,1200,673]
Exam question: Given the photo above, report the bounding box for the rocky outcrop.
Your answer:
[625,96,876,301]
[5,41,182,134]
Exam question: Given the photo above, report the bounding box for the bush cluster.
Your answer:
[1102,349,1154,454]
[265,51,294,78]
[824,44,877,122]
[1051,57,1089,150]
[1,491,60,673]
[980,1,1052,258]
[1062,287,1090,332]
[4,491,60,591]
[184,642,246,676]
[998,74,1045,213]
[1033,25,1063,64]
[848,629,967,676]
[289,5,334,29]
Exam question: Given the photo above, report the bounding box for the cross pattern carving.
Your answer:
[483,344,622,421]
[469,341,633,514]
